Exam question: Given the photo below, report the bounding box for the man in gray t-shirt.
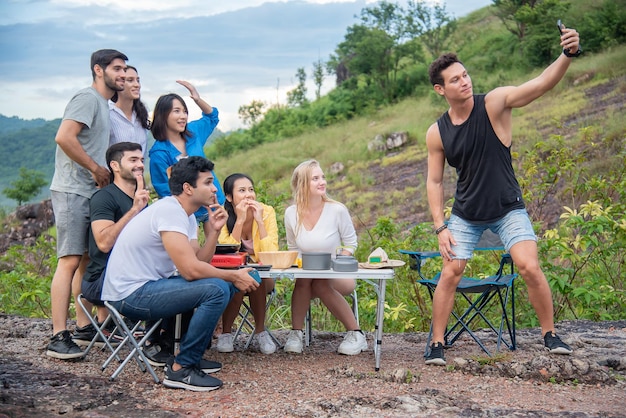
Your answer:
[46,49,128,360]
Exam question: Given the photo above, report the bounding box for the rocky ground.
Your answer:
[1,315,625,417]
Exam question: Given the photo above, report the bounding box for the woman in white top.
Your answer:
[283,159,367,355]
[109,65,150,159]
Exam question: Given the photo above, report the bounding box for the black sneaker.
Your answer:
[143,343,172,367]
[425,342,446,366]
[47,330,84,360]
[72,324,97,347]
[99,320,125,344]
[165,356,222,374]
[544,331,573,354]
[124,317,145,338]
[163,365,223,392]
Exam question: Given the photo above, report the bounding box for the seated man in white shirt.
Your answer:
[101,156,260,391]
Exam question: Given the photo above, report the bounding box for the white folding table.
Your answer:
[258,267,395,371]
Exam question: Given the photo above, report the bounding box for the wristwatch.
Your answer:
[563,47,582,58]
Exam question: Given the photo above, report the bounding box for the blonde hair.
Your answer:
[290,159,336,235]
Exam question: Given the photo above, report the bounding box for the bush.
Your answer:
[0,236,56,318]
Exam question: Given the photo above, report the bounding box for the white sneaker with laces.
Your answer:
[284,329,303,354]
[256,330,277,354]
[216,333,234,353]
[338,330,368,355]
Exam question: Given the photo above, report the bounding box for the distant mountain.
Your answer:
[0,115,48,135]
[0,114,227,209]
[0,116,59,208]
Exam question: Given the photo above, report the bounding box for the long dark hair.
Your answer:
[223,173,255,233]
[110,65,150,129]
[150,93,192,141]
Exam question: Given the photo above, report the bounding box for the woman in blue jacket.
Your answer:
[149,80,225,223]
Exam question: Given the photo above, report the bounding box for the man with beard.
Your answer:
[47,49,128,360]
[76,142,149,347]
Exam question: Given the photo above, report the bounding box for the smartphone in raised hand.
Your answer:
[557,19,564,35]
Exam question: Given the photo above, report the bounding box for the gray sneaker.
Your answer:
[46,330,84,360]
[165,356,222,374]
[163,365,223,392]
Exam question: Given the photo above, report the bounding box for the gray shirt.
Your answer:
[50,86,110,198]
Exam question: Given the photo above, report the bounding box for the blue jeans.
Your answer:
[448,209,537,259]
[109,276,234,367]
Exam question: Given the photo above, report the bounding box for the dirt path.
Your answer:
[1,315,625,417]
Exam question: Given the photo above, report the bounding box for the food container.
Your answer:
[332,255,358,272]
[257,251,299,269]
[301,252,332,270]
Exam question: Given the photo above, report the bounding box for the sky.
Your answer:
[0,0,491,131]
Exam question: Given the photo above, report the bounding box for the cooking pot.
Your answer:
[332,255,358,272]
[301,252,332,270]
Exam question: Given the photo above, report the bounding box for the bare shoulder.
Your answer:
[425,122,442,149]
[485,86,518,118]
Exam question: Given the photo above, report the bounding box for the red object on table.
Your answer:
[210,252,247,268]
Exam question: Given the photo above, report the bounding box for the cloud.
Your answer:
[0,0,491,131]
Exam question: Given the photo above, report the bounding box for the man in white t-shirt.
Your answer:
[102,156,260,392]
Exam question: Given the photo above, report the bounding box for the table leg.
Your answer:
[374,279,386,371]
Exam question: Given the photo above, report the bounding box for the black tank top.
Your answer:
[437,94,525,223]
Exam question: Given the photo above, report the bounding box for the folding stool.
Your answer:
[232,288,281,350]
[75,293,120,360]
[103,301,163,383]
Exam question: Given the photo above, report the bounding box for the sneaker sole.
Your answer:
[283,344,303,354]
[46,349,84,360]
[217,347,234,353]
[73,339,121,348]
[162,379,222,392]
[546,347,573,355]
[424,358,446,366]
[201,367,221,374]
[337,343,368,356]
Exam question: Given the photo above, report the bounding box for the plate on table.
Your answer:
[215,244,241,254]
[246,264,272,271]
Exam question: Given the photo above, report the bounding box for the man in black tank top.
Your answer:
[421,23,582,365]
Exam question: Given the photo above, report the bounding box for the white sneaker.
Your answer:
[338,330,368,355]
[256,330,277,354]
[284,329,303,354]
[216,333,234,353]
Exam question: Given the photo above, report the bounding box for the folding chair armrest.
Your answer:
[497,253,515,276]
[399,249,441,280]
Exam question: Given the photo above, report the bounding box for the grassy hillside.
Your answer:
[212,44,626,234]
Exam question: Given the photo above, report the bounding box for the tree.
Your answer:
[2,167,47,206]
[491,0,540,41]
[405,0,457,59]
[312,58,325,100]
[286,67,309,108]
[238,100,266,127]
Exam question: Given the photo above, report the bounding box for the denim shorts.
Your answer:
[81,270,105,306]
[447,209,537,260]
[51,190,90,257]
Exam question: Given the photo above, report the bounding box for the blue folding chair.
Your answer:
[400,232,518,356]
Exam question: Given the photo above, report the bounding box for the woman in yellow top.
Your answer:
[217,173,279,354]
